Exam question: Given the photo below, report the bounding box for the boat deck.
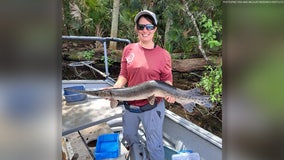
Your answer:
[62,122,128,160]
[62,80,130,159]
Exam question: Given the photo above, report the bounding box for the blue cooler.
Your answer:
[64,86,87,103]
[95,133,120,160]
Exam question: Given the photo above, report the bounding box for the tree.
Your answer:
[182,0,209,61]
[109,0,120,50]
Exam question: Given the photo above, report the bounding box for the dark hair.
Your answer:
[136,15,156,26]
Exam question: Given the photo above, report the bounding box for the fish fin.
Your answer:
[179,96,213,111]
[195,96,213,108]
[148,95,156,105]
[110,99,118,108]
[183,102,196,112]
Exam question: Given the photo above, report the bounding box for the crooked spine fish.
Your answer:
[65,80,213,112]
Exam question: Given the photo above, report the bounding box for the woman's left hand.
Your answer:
[163,81,176,103]
[165,96,175,103]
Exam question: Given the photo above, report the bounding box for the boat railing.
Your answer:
[62,35,131,85]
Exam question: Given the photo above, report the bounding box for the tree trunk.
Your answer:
[164,17,173,48]
[109,0,120,50]
[182,0,209,62]
[172,57,221,72]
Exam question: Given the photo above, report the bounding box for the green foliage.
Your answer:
[62,0,111,36]
[161,1,198,57]
[197,64,222,104]
[62,0,72,35]
[159,0,222,57]
[165,26,197,57]
[81,50,94,60]
[199,14,222,50]
[84,0,111,35]
[101,56,114,67]
[62,0,223,57]
[118,8,137,43]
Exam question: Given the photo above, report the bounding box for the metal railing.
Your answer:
[62,35,131,84]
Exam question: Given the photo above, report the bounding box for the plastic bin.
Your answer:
[172,152,200,160]
[95,133,120,160]
[164,146,178,160]
[63,86,87,103]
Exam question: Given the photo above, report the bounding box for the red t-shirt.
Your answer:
[119,43,173,106]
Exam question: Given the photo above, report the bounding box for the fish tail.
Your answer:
[181,96,213,112]
[195,96,213,108]
[183,102,196,112]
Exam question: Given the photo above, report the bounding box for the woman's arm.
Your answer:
[164,80,176,103]
[113,76,127,88]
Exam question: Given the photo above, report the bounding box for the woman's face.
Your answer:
[136,17,157,42]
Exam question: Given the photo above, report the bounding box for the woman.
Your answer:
[113,10,175,160]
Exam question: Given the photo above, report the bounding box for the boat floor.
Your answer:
[62,122,128,160]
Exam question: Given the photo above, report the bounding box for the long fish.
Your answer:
[65,80,213,112]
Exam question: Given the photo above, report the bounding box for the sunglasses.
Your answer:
[137,24,155,30]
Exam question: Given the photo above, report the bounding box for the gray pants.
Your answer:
[122,100,165,160]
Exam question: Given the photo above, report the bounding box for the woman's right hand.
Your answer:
[102,84,122,101]
[113,76,127,88]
